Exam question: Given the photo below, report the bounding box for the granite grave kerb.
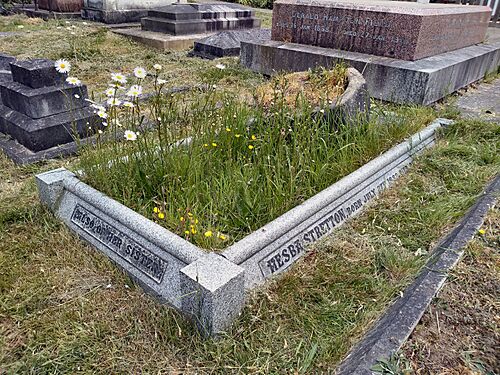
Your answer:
[36,116,452,336]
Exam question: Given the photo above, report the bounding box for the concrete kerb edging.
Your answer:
[36,118,452,336]
[336,174,500,375]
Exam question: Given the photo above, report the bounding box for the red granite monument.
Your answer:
[271,0,492,60]
[37,0,83,13]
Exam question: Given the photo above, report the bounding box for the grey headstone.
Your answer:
[10,59,67,89]
[0,80,88,119]
[193,29,271,59]
[0,57,101,155]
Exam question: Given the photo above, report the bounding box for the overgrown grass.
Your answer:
[1,118,498,373]
[78,66,436,249]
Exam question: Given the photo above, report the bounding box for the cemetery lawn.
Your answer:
[0,14,271,94]
[1,115,498,372]
[400,207,499,374]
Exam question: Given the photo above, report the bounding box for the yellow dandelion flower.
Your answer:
[180,216,185,222]
[248,145,254,150]
[226,128,231,132]
[195,219,199,224]
[251,135,257,140]
[153,207,160,213]
[218,233,227,240]
[184,230,190,235]
[204,143,209,147]
[212,142,217,147]
[235,134,241,138]
[191,228,197,234]
[188,213,193,217]
[158,212,165,219]
[478,229,486,235]
[204,231,213,237]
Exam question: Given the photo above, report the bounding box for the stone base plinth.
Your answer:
[23,8,81,20]
[241,28,500,105]
[113,28,210,50]
[0,104,99,152]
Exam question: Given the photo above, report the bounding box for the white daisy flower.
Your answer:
[133,67,147,79]
[107,98,122,106]
[126,85,143,98]
[97,110,108,119]
[153,64,162,71]
[98,129,103,134]
[124,130,137,141]
[111,73,127,85]
[74,94,80,99]
[105,87,116,97]
[55,59,71,74]
[66,76,81,85]
[91,104,105,111]
[157,78,167,85]
[123,101,135,108]
[102,122,108,127]
[215,63,226,70]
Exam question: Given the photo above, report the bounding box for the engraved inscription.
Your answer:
[274,12,411,46]
[258,165,409,278]
[71,204,167,283]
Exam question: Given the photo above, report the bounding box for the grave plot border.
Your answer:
[336,173,499,375]
[36,118,452,336]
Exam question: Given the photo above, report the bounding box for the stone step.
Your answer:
[148,3,255,21]
[0,80,89,119]
[0,103,99,152]
[141,16,261,36]
[148,8,255,21]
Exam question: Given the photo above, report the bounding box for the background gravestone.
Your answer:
[193,29,271,59]
[241,0,500,105]
[37,0,84,12]
[0,54,14,105]
[113,3,262,51]
[0,59,100,153]
[271,0,491,60]
[82,0,176,24]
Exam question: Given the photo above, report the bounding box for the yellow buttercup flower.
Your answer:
[478,229,486,235]
[180,216,185,222]
[158,212,165,219]
[235,134,241,138]
[248,145,254,150]
[226,128,231,132]
[153,207,160,213]
[251,135,257,140]
[184,230,190,235]
[212,142,217,147]
[204,231,213,237]
[218,233,227,240]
